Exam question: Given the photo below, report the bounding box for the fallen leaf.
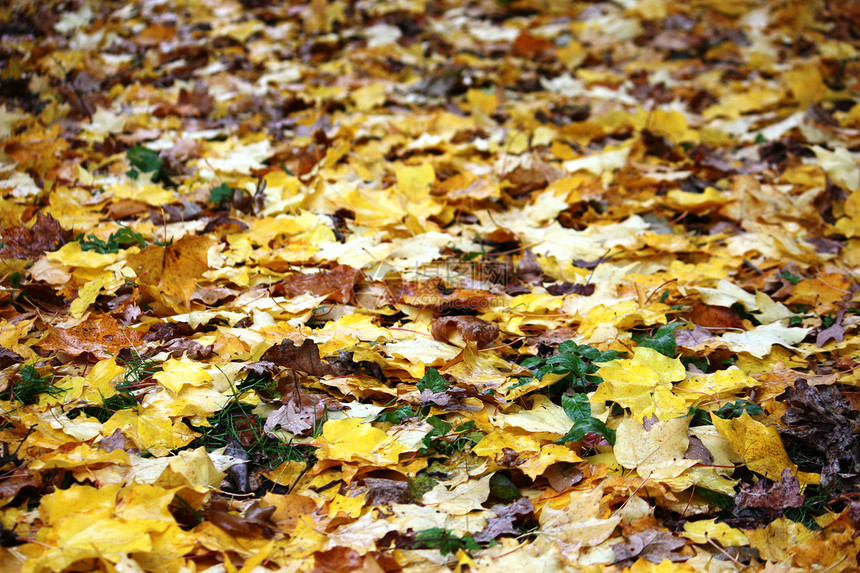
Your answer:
[0,212,72,259]
[777,380,860,494]
[712,412,797,481]
[126,234,215,310]
[38,315,144,359]
[430,315,499,349]
[612,529,690,567]
[613,416,697,480]
[272,264,363,304]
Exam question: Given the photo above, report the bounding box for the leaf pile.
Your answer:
[2,0,860,571]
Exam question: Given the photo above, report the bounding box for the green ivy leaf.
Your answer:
[414,528,481,555]
[417,368,449,393]
[209,183,234,205]
[561,393,591,421]
[715,399,764,419]
[375,405,414,424]
[637,323,682,357]
[556,417,615,446]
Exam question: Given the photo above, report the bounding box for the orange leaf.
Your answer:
[39,315,144,359]
[127,235,214,310]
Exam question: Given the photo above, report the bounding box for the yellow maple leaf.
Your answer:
[538,485,621,548]
[153,357,213,394]
[613,416,697,480]
[592,347,687,421]
[712,411,796,480]
[126,234,215,310]
[103,410,199,457]
[317,417,406,465]
[682,518,749,546]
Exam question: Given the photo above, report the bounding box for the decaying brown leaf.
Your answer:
[0,213,71,259]
[262,339,336,377]
[430,315,499,349]
[272,264,362,304]
[38,314,144,358]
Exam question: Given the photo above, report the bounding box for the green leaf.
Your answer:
[417,368,449,393]
[210,183,234,205]
[547,352,586,377]
[126,145,163,174]
[489,473,519,502]
[375,405,414,424]
[637,323,682,357]
[425,415,452,435]
[556,417,615,446]
[561,393,592,421]
[78,227,148,254]
[687,406,713,426]
[779,269,801,285]
[414,528,482,555]
[715,399,764,419]
[521,342,620,395]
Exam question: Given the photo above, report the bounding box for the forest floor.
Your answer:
[2,0,860,571]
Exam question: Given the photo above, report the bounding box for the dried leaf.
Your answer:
[126,234,215,310]
[0,213,72,259]
[778,380,860,494]
[262,339,336,377]
[272,264,362,304]
[38,314,144,358]
[430,315,499,349]
[612,529,690,566]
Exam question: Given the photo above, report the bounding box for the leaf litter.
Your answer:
[2,0,860,571]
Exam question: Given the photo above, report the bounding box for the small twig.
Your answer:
[706,538,744,568]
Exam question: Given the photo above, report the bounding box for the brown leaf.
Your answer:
[817,309,845,347]
[688,303,744,329]
[158,337,213,360]
[361,478,413,506]
[0,213,72,259]
[99,429,137,454]
[326,351,387,382]
[430,315,499,349]
[0,472,41,501]
[390,280,500,311]
[207,497,260,538]
[512,31,555,58]
[0,347,23,371]
[734,468,804,516]
[612,529,690,566]
[38,315,144,359]
[272,264,363,304]
[778,380,860,494]
[546,282,595,296]
[224,438,251,494]
[262,339,336,377]
[503,153,564,197]
[516,248,544,284]
[313,547,363,573]
[178,83,214,116]
[675,325,718,349]
[109,199,150,220]
[126,234,214,310]
[545,462,584,493]
[684,435,714,464]
[474,497,534,543]
[243,501,277,538]
[264,381,340,437]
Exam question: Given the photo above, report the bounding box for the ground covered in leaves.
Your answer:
[2,0,860,571]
